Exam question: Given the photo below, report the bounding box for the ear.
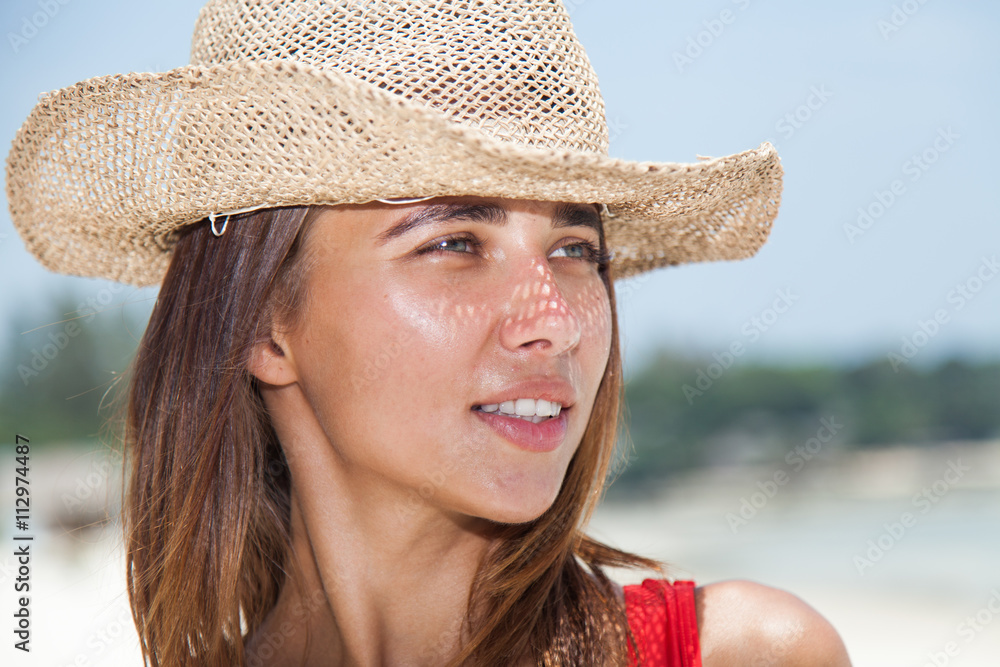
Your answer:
[248,331,299,387]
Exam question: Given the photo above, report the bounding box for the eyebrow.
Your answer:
[374,202,604,246]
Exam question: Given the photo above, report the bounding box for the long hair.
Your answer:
[123,204,660,666]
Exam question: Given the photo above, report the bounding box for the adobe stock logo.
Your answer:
[853,459,968,575]
[920,590,1000,667]
[725,416,843,534]
[877,0,933,40]
[16,284,125,386]
[7,0,73,54]
[671,0,753,74]
[888,255,999,371]
[844,127,959,244]
[681,288,799,405]
[774,85,834,143]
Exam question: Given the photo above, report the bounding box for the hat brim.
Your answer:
[6,60,782,286]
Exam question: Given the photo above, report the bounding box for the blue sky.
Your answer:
[1,0,998,375]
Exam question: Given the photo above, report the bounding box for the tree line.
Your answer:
[618,350,1000,483]
[2,292,997,488]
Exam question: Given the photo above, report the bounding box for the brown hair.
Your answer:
[123,204,660,666]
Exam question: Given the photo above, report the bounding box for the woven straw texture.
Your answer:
[5,0,782,286]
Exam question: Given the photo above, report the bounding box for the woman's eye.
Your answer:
[552,240,608,265]
[419,235,479,255]
[418,236,607,265]
[552,242,593,260]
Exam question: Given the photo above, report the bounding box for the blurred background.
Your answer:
[1,0,998,665]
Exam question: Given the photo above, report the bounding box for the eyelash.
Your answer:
[417,234,610,266]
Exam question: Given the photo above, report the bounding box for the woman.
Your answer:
[6,0,851,664]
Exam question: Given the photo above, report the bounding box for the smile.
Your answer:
[472,401,569,452]
[473,398,563,424]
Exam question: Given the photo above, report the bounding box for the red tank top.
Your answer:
[624,579,702,667]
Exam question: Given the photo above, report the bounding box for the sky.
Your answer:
[0,0,998,377]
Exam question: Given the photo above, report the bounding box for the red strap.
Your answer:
[625,579,702,667]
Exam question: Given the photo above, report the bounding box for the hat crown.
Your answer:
[189,0,609,154]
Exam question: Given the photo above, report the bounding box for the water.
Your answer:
[2,442,998,665]
[591,442,1000,666]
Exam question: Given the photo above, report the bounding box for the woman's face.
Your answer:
[270,196,613,525]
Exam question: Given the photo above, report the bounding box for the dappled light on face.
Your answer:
[406,290,495,348]
[450,301,493,324]
[497,257,609,354]
[503,260,572,326]
[386,249,610,358]
[576,281,611,333]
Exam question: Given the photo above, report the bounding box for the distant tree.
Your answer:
[0,289,151,446]
[619,349,1000,483]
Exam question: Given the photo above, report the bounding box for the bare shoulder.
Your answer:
[695,580,852,666]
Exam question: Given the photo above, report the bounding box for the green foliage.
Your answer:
[619,350,1000,483]
[3,291,999,480]
[0,290,147,445]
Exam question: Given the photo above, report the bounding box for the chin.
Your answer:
[469,479,564,526]
[433,445,576,526]
[483,505,552,526]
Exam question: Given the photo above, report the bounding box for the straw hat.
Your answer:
[5,0,782,286]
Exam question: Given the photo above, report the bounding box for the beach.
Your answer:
[2,441,998,665]
[592,440,1000,666]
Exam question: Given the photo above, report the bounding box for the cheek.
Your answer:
[303,272,609,406]
[580,280,612,338]
[332,278,497,420]
[384,278,497,352]
[372,275,611,397]
[291,279,491,474]
[571,279,613,365]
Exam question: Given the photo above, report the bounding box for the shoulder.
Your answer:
[695,580,852,667]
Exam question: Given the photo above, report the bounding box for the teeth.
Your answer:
[515,398,536,416]
[477,398,563,419]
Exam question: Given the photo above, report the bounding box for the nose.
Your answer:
[498,256,582,356]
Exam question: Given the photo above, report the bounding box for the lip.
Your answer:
[472,378,576,410]
[473,407,569,453]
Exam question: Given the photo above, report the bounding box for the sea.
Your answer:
[2,441,997,666]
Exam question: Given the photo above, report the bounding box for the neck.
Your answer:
[247,448,495,667]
